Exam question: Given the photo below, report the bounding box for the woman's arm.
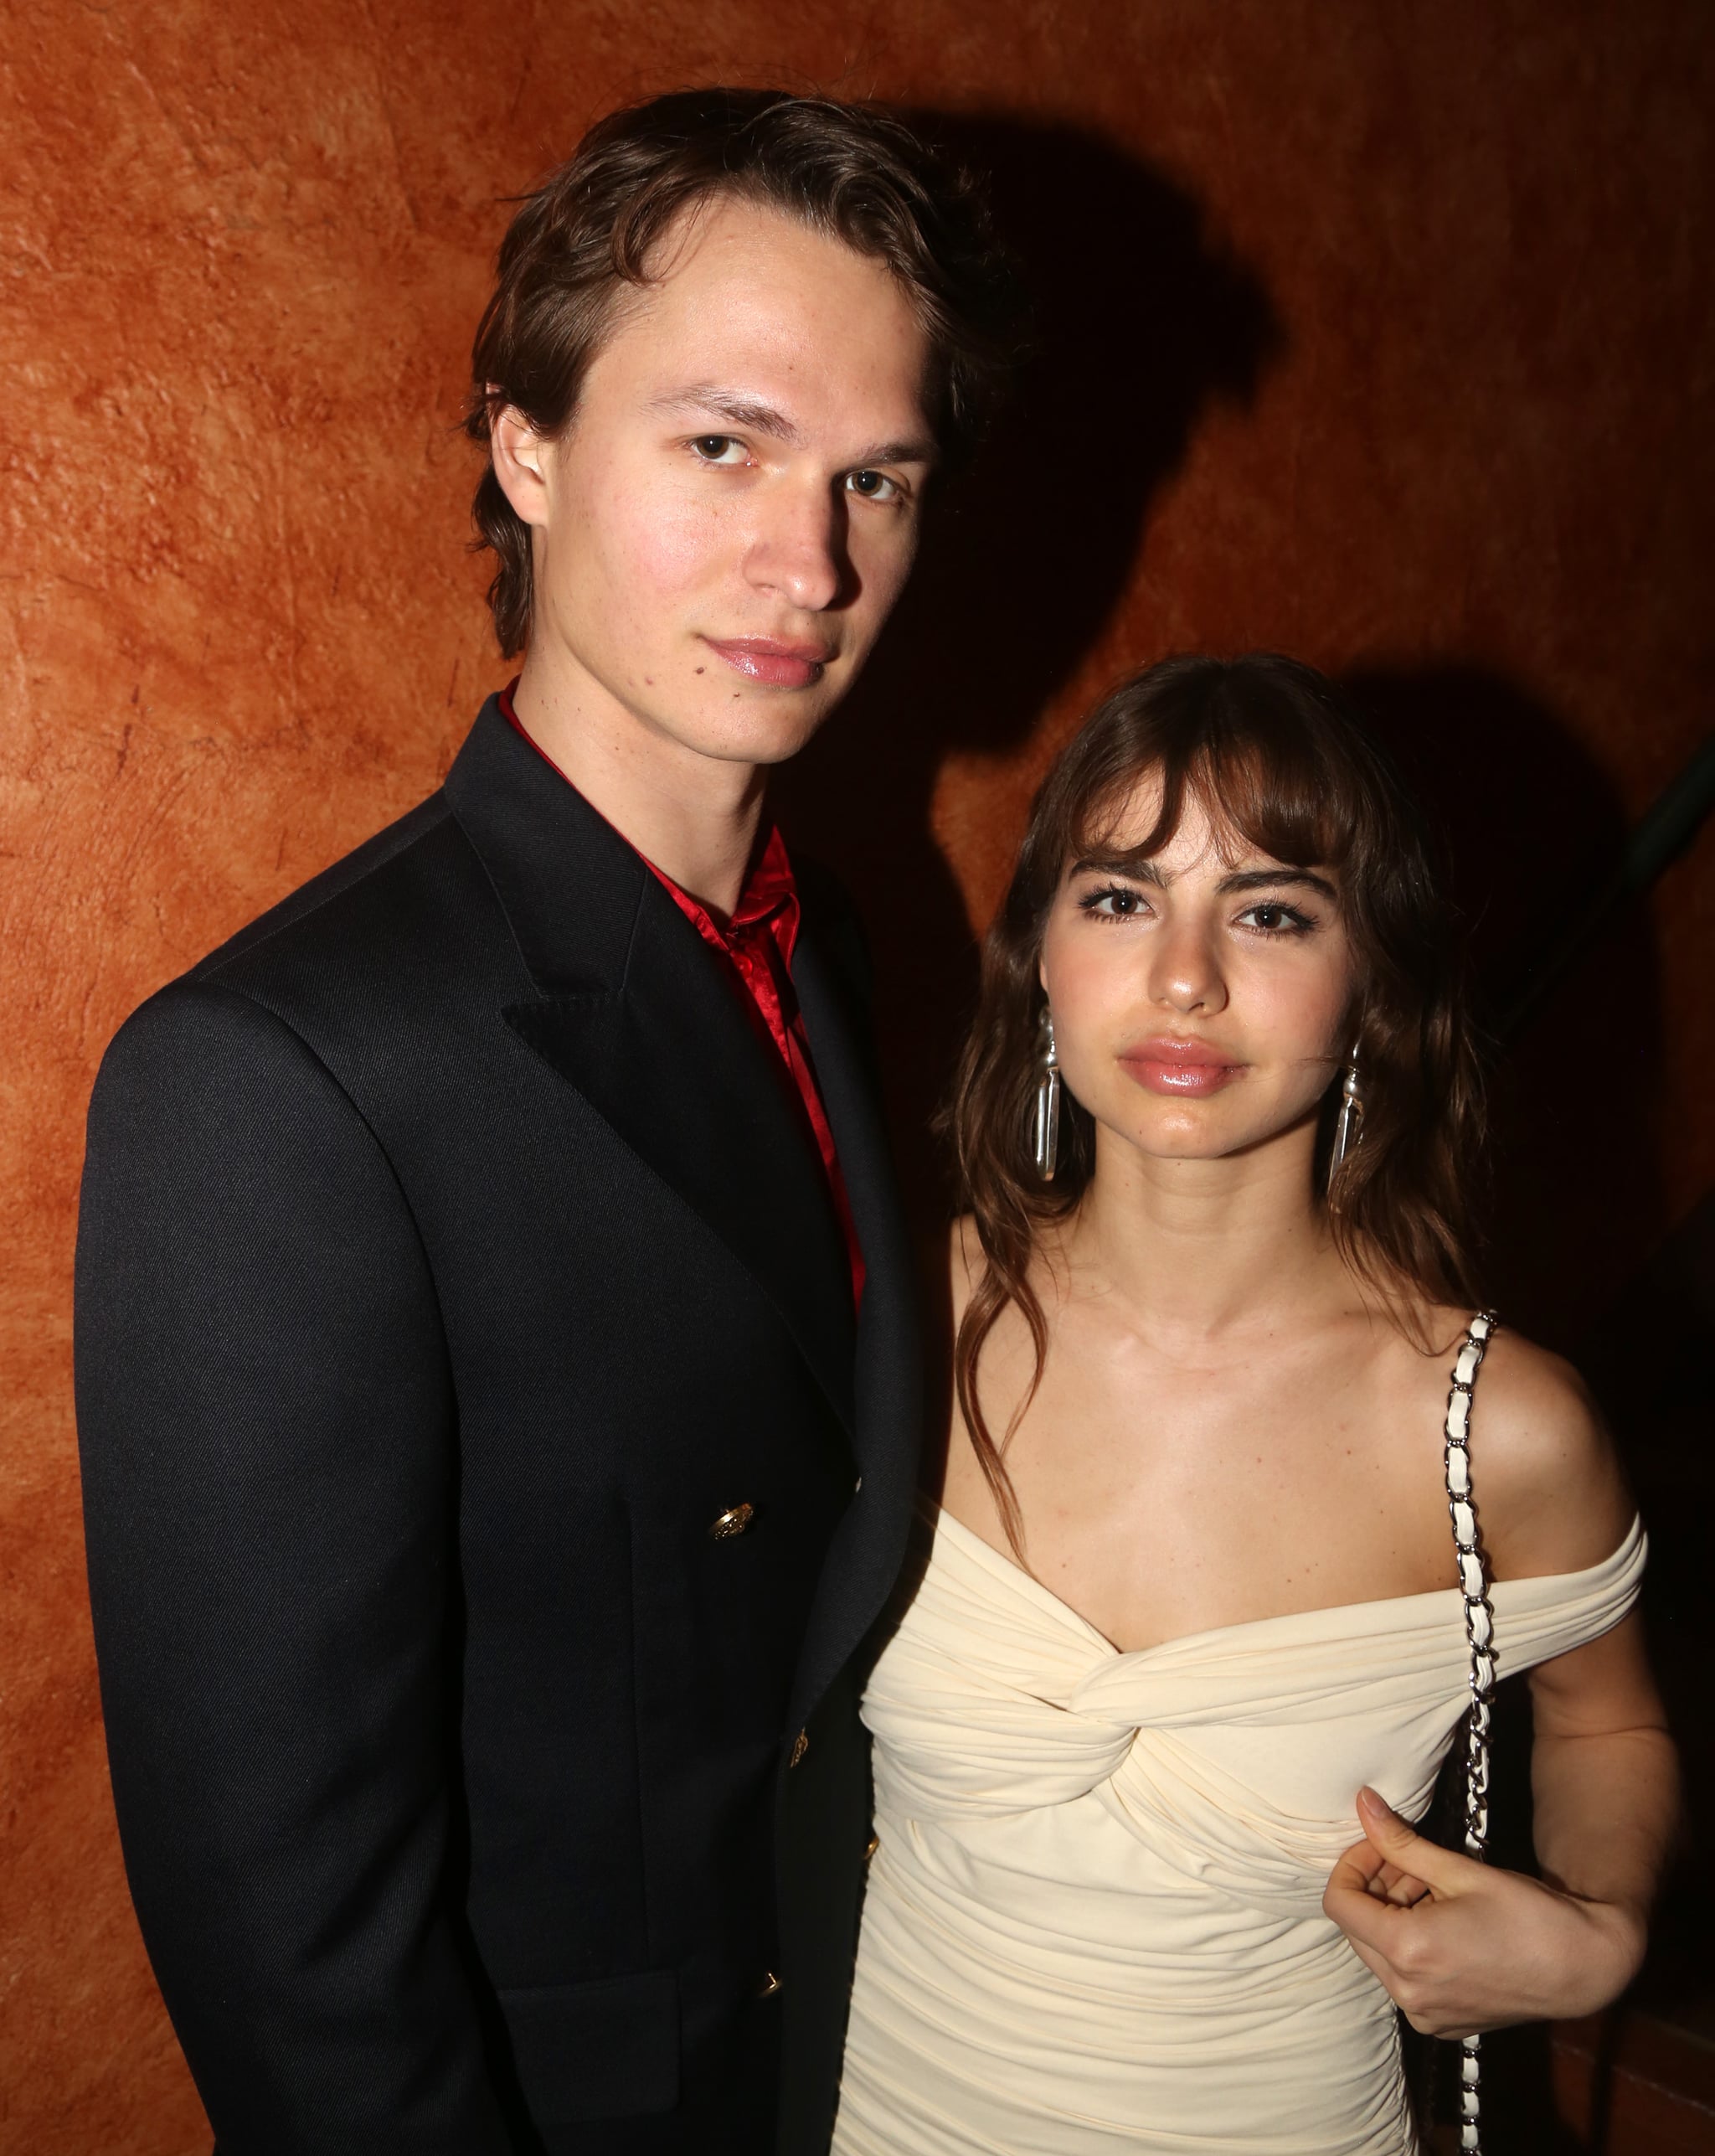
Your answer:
[1322,1329,1682,2034]
[1324,1610,1679,2033]
[1526,1609,1680,1999]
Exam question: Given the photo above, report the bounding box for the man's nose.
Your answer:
[1146,915,1228,1015]
[743,478,847,613]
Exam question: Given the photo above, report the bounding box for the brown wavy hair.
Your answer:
[947,653,1487,1554]
[466,89,1022,656]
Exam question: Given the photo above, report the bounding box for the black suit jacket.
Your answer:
[74,697,921,2156]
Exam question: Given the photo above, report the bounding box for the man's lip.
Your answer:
[702,636,836,688]
[708,636,836,663]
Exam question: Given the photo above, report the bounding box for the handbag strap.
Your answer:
[1443,1308,1499,2152]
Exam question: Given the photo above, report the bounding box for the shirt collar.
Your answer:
[497,678,799,955]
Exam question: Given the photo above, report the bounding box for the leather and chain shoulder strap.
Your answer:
[1443,1308,1500,2152]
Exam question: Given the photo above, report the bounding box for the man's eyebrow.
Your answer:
[647,384,937,467]
[848,436,940,469]
[648,385,806,444]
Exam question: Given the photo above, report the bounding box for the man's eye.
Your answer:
[690,436,748,466]
[845,469,899,502]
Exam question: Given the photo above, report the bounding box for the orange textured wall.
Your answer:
[3,3,1711,2146]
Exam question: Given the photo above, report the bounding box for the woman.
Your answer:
[832,656,1678,2154]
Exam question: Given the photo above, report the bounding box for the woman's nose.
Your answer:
[1146,916,1228,1014]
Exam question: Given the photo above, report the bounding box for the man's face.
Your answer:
[495,195,937,767]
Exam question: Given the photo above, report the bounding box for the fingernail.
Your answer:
[1357,1786,1384,1813]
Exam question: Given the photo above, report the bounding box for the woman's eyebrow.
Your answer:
[1068,856,1167,884]
[1215,866,1338,900]
[1066,858,1337,901]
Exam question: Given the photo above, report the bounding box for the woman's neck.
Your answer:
[1058,1123,1353,1344]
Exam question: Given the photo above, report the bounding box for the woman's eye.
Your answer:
[845,468,899,502]
[1237,901,1314,936]
[690,435,749,467]
[1078,884,1146,920]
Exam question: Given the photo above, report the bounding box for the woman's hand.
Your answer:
[1321,1787,1646,2036]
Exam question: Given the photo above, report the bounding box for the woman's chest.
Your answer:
[951,1358,1458,1654]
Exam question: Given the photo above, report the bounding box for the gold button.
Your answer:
[789,1729,810,1769]
[864,1833,879,1863]
[708,1503,755,1541]
[757,1969,782,1999]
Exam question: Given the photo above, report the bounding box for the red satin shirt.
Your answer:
[498,685,864,1308]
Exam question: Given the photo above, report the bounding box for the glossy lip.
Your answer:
[1118,1034,1247,1097]
[702,636,836,690]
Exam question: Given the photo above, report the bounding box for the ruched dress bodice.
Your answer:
[832,1504,1645,2155]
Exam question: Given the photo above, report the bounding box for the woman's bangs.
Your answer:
[1066,725,1357,878]
[1194,732,1358,871]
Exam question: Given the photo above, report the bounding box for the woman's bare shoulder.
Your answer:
[1459,1321,1635,1576]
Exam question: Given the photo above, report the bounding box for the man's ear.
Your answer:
[488,401,553,529]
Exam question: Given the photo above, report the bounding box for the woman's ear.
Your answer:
[488,403,553,529]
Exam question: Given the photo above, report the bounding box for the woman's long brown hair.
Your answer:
[945,654,1487,1556]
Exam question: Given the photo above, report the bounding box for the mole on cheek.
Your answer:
[694,666,705,674]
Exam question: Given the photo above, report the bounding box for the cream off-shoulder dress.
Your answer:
[831,1488,1643,2156]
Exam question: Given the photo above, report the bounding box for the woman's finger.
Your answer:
[1373,1870,1431,1908]
[1327,1836,1387,1896]
[1323,1870,1411,1958]
[1355,1787,1479,1896]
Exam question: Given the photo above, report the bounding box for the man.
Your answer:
[75,90,1015,2156]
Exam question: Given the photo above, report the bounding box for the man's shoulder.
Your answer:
[98,781,515,1101]
[189,788,470,993]
[91,781,512,1132]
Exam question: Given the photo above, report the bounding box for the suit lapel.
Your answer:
[503,903,858,1434]
[446,700,856,1433]
[785,914,923,1733]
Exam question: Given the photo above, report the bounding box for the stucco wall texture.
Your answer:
[3,2,1711,2145]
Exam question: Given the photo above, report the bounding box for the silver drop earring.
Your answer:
[1330,1038,1365,1180]
[1033,1008,1062,1183]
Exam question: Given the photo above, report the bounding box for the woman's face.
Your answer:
[1038,776,1361,1171]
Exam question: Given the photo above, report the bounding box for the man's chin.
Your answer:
[662,693,844,769]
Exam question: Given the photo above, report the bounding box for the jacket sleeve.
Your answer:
[75,979,513,2154]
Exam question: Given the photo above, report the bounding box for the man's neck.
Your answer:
[510,650,769,921]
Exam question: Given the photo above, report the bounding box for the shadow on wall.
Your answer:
[1335,675,1705,2133]
[785,116,1695,2143]
[1581,1193,1715,2043]
[782,119,1676,1341]
[778,112,1283,1223]
[1343,666,1670,1346]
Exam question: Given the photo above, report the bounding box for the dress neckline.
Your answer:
[922,1498,1645,1665]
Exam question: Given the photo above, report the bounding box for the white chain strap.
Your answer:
[1444,1310,1499,2152]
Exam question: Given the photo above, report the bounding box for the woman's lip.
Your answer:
[703,637,834,689]
[1119,1040,1246,1096]
[1125,1036,1235,1065]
